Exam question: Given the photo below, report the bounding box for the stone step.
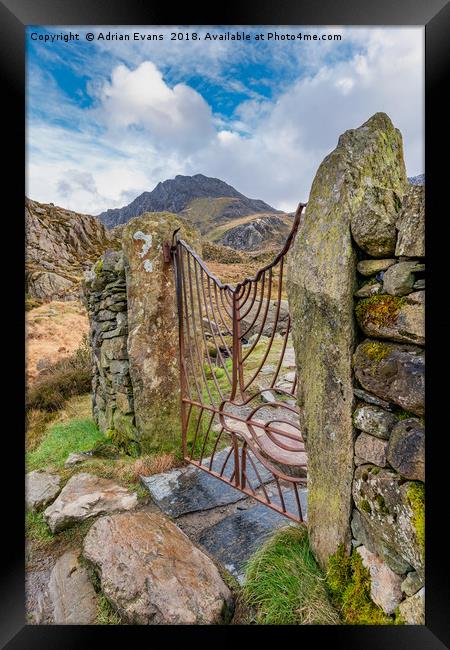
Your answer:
[197,488,308,584]
[141,447,273,518]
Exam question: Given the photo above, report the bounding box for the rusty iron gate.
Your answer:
[169,203,307,523]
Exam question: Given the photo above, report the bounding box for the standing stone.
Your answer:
[395,185,425,258]
[387,418,425,482]
[48,551,97,624]
[83,511,233,624]
[122,213,202,452]
[287,112,408,568]
[356,545,403,614]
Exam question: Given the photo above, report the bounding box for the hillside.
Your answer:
[97,173,281,231]
[213,213,294,252]
[26,197,120,302]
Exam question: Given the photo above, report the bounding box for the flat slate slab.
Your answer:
[141,447,273,518]
[198,489,308,583]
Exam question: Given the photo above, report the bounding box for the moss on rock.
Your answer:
[355,294,406,329]
[326,545,397,624]
[407,482,425,553]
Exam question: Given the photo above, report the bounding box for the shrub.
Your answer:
[26,335,92,412]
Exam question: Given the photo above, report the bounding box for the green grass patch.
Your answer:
[26,511,53,549]
[27,418,104,471]
[243,526,340,625]
[96,592,122,625]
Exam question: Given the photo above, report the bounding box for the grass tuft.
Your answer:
[243,526,340,625]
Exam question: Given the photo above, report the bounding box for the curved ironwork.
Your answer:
[170,203,307,523]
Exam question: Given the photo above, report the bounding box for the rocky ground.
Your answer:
[26,448,305,625]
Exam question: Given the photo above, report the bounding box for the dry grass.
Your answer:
[26,409,57,452]
[26,336,92,412]
[125,453,178,482]
[54,393,93,423]
[26,300,89,383]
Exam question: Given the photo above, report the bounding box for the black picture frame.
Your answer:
[3,0,449,647]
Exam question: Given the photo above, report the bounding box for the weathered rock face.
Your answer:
[353,340,425,416]
[83,510,233,624]
[356,259,396,276]
[395,185,425,258]
[354,282,383,298]
[240,299,290,337]
[350,188,402,257]
[398,587,425,624]
[355,292,425,345]
[122,213,202,452]
[352,466,424,577]
[353,404,398,439]
[383,261,425,296]
[220,215,292,252]
[44,472,137,533]
[387,418,425,482]
[356,545,403,614]
[287,112,408,568]
[354,433,388,466]
[351,509,412,574]
[26,471,61,511]
[26,197,119,301]
[48,551,97,624]
[401,570,423,597]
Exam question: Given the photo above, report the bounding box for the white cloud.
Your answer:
[97,61,215,152]
[27,27,424,215]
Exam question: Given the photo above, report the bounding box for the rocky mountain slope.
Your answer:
[97,174,281,232]
[217,214,294,252]
[26,198,120,302]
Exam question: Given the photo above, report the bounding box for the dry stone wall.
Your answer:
[83,212,201,454]
[82,250,136,446]
[351,180,425,623]
[288,113,425,624]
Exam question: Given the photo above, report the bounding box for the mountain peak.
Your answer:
[97,174,280,229]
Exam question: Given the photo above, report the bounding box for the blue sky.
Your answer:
[26,26,424,214]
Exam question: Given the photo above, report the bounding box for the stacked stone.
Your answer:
[350,182,425,623]
[82,249,136,441]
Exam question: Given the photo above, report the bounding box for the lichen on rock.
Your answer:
[287,112,407,568]
[122,212,202,453]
